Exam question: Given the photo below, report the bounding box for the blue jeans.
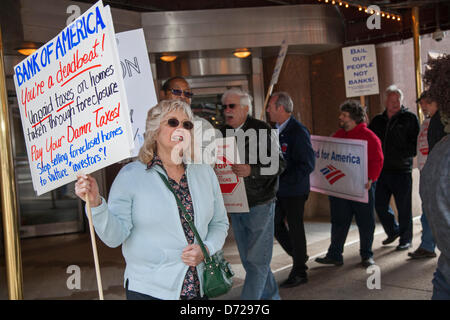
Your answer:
[419,208,436,252]
[432,268,450,300]
[375,171,413,244]
[327,183,376,262]
[231,200,280,300]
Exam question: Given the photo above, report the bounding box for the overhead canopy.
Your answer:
[74,0,450,45]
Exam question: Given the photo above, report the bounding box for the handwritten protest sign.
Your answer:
[342,44,379,98]
[310,135,368,203]
[214,137,249,213]
[13,1,134,195]
[116,29,157,157]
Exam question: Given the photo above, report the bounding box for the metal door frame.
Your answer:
[8,97,85,239]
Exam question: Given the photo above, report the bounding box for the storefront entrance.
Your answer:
[8,96,84,238]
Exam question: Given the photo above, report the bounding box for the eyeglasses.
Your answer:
[169,89,194,98]
[167,118,194,130]
[223,104,238,109]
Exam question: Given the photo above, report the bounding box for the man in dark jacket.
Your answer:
[368,85,420,250]
[221,88,285,300]
[267,92,315,288]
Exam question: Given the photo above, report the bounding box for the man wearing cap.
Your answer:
[409,91,445,259]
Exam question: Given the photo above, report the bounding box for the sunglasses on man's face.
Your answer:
[167,118,194,130]
[169,89,194,99]
[223,104,238,110]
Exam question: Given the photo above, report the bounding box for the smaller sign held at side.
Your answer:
[342,44,379,98]
[214,137,249,213]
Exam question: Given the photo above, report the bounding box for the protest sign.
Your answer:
[261,39,288,120]
[416,118,430,170]
[116,29,157,157]
[214,137,249,213]
[310,135,368,203]
[270,39,288,87]
[342,44,379,98]
[13,1,134,196]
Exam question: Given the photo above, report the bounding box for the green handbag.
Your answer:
[157,172,234,298]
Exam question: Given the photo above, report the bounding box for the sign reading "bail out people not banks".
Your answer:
[342,44,379,98]
[13,1,134,196]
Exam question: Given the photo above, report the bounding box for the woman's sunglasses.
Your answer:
[167,118,194,130]
[169,89,194,98]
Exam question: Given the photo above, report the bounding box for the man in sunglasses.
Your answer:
[160,76,217,166]
[161,76,195,104]
[220,88,285,300]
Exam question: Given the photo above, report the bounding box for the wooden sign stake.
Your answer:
[85,196,104,300]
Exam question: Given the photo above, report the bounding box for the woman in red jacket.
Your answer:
[315,100,383,268]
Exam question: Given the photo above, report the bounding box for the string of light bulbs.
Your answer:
[317,0,402,21]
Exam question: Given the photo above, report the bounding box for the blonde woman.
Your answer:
[75,100,229,300]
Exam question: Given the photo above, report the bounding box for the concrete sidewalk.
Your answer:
[0,216,436,300]
[222,216,435,300]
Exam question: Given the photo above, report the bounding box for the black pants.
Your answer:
[327,183,376,262]
[375,171,413,244]
[274,195,309,277]
[125,279,208,300]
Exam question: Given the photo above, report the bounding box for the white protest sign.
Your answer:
[214,137,249,213]
[13,1,134,195]
[342,44,379,98]
[270,39,288,86]
[261,39,288,120]
[416,118,430,170]
[310,135,368,203]
[116,29,157,157]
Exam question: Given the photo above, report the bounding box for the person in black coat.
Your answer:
[368,85,420,251]
[267,92,315,288]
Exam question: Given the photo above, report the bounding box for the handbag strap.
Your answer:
[157,171,212,262]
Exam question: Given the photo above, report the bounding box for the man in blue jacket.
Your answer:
[267,92,315,288]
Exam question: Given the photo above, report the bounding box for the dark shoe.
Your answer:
[280,275,308,288]
[382,234,400,245]
[396,243,411,251]
[408,247,437,259]
[361,257,375,268]
[315,256,343,266]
